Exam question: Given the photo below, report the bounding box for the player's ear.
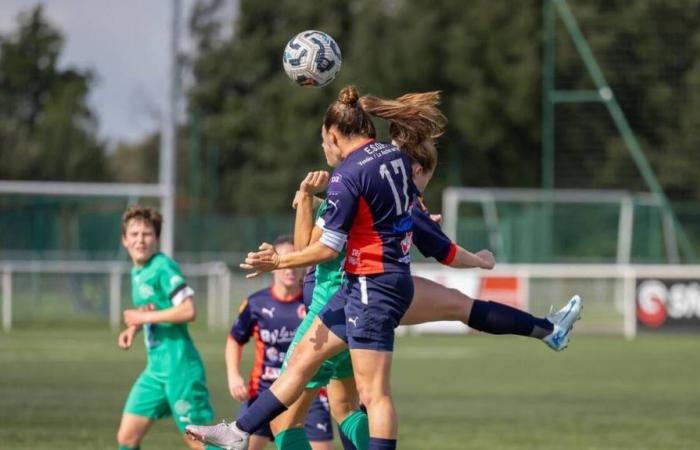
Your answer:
[412,162,423,178]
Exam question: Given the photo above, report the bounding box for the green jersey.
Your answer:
[308,200,345,315]
[130,252,197,362]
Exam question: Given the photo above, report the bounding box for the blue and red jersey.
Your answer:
[230,288,306,397]
[318,140,420,275]
[411,198,458,265]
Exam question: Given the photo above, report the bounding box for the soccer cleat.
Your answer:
[542,294,583,351]
[185,421,249,450]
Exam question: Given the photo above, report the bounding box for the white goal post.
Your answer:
[441,187,679,264]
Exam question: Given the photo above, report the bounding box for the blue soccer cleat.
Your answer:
[186,421,249,450]
[542,295,583,351]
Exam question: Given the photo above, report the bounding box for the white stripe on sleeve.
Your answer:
[319,228,347,253]
[171,286,195,306]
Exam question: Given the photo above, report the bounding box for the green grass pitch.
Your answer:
[1,328,698,449]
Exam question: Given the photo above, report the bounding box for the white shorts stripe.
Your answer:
[359,276,368,304]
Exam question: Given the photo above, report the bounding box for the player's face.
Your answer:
[321,126,342,167]
[412,162,435,192]
[122,219,158,266]
[272,243,304,290]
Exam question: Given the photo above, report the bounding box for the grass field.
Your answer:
[1,328,698,449]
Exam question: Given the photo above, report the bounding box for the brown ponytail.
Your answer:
[359,91,446,172]
[323,86,446,173]
[323,85,376,138]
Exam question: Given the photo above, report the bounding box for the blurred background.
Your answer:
[1,1,699,449]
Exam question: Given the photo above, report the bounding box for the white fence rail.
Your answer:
[2,260,699,337]
[0,260,233,332]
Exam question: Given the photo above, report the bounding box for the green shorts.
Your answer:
[123,361,214,432]
[283,304,354,389]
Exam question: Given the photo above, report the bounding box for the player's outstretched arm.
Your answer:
[241,241,338,278]
[447,247,495,269]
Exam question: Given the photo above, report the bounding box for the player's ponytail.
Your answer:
[324,85,376,138]
[360,91,446,173]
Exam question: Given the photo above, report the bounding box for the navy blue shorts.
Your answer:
[237,391,333,441]
[304,389,334,441]
[319,272,414,352]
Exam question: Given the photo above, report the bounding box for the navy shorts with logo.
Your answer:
[320,272,414,352]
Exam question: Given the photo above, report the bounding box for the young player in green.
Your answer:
[117,205,215,450]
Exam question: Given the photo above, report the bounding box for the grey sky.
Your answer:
[0,0,199,145]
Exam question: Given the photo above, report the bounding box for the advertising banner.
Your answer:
[636,278,700,332]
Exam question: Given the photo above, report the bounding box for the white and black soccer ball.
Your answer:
[282,30,342,87]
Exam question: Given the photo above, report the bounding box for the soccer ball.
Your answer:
[282,30,342,87]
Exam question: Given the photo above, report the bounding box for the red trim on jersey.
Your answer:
[248,324,265,398]
[440,243,458,265]
[344,195,384,275]
[268,286,303,303]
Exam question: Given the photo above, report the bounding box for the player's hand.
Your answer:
[299,170,330,195]
[475,249,495,270]
[240,242,280,279]
[430,214,443,224]
[228,374,249,402]
[118,327,136,350]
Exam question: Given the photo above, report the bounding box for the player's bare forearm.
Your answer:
[141,298,197,324]
[293,192,315,251]
[278,240,338,269]
[448,247,495,269]
[225,336,245,377]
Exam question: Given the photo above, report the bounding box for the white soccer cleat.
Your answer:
[542,295,583,352]
[185,421,249,450]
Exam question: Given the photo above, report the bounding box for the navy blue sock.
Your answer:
[236,389,287,433]
[368,437,396,450]
[338,426,358,450]
[468,300,553,338]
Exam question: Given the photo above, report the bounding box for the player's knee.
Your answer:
[355,385,387,409]
[116,428,140,447]
[329,396,355,423]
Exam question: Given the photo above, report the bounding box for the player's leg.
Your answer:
[238,398,276,450]
[119,370,169,449]
[343,273,414,450]
[349,349,396,448]
[304,390,334,450]
[166,359,215,449]
[186,316,347,448]
[117,413,153,450]
[270,387,320,450]
[400,275,474,324]
[327,376,368,450]
[403,276,582,350]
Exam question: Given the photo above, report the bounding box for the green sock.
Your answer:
[274,427,312,450]
[340,409,369,450]
[118,446,140,450]
[206,446,223,450]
